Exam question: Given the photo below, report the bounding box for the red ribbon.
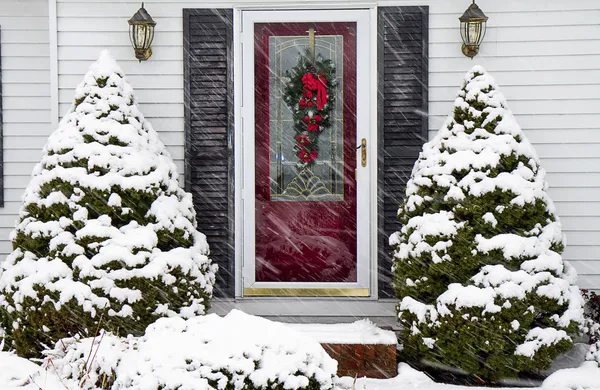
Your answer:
[315,73,327,111]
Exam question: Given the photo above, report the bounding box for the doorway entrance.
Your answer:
[239,10,374,297]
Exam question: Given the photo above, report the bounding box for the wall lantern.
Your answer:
[128,3,156,61]
[459,0,488,58]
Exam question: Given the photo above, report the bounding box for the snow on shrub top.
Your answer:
[401,66,548,212]
[0,50,216,357]
[390,66,585,379]
[48,310,338,390]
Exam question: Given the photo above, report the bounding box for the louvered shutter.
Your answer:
[183,9,234,297]
[377,6,429,297]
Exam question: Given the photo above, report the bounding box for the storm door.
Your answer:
[240,10,372,296]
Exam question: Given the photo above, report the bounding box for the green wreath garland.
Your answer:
[282,50,336,167]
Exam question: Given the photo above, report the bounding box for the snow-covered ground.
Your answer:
[2,353,599,390]
[0,311,598,390]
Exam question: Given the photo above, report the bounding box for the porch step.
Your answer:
[285,320,398,379]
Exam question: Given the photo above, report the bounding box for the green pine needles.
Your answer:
[0,51,217,358]
[391,66,585,381]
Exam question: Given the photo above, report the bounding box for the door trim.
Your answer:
[234,8,378,298]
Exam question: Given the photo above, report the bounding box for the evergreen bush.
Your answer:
[390,66,585,380]
[0,51,217,358]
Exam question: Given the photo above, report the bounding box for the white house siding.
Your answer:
[0,0,51,256]
[45,0,600,289]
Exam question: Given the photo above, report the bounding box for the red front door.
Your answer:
[254,22,357,283]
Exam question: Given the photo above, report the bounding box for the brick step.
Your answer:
[285,320,398,379]
[322,343,397,379]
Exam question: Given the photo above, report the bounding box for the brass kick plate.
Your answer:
[243,288,370,297]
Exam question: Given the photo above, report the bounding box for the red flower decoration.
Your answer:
[295,134,311,145]
[299,99,306,109]
[302,115,310,123]
[307,101,313,107]
[307,123,319,132]
[302,73,318,90]
[297,149,318,163]
[313,114,322,122]
[302,89,313,99]
[297,149,317,163]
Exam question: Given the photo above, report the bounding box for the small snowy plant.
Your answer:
[390,66,585,380]
[47,310,337,390]
[0,51,217,358]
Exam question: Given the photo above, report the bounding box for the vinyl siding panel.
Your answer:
[0,0,51,258]
[53,0,600,289]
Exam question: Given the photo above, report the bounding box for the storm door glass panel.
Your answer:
[268,35,344,201]
[254,22,357,283]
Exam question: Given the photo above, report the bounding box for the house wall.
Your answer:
[0,0,51,254]
[2,0,599,288]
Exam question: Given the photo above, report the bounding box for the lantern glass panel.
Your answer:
[136,25,147,48]
[460,21,468,44]
[474,22,486,45]
[129,25,141,49]
[462,21,483,46]
[469,22,481,45]
[145,25,155,48]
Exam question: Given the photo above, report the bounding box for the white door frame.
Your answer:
[233,8,379,297]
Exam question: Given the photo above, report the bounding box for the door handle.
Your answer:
[357,138,367,167]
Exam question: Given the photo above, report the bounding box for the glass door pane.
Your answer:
[254,22,357,283]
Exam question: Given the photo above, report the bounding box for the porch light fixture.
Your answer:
[459,0,488,58]
[128,2,156,61]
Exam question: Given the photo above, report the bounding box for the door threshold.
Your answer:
[209,297,397,318]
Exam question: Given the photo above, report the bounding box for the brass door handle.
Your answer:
[357,138,366,167]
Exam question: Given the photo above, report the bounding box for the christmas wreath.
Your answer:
[282,50,336,167]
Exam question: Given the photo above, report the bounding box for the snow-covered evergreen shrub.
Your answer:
[47,310,337,390]
[390,66,585,380]
[0,51,217,358]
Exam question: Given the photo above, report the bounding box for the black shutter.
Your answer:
[377,7,429,298]
[183,9,234,297]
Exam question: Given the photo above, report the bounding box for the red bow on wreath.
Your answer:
[300,72,328,111]
[315,72,327,111]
